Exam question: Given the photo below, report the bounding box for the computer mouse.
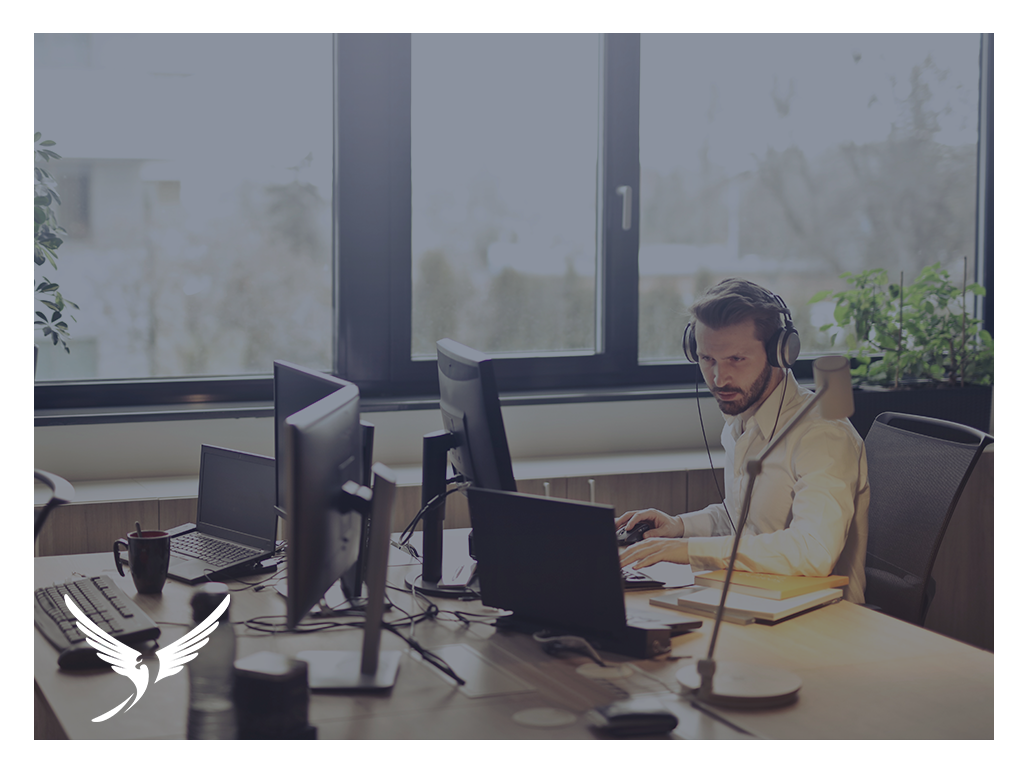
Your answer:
[616,520,654,547]
[57,642,106,670]
[586,697,679,737]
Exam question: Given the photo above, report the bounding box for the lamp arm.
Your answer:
[697,384,829,697]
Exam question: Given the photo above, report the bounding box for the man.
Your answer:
[617,278,869,603]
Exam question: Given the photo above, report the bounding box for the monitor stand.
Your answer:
[297,465,402,691]
[404,431,472,599]
[299,650,402,691]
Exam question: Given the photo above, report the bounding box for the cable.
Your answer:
[696,373,735,533]
[696,363,790,536]
[397,477,471,549]
[381,622,466,685]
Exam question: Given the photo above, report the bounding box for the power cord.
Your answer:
[396,477,472,554]
[695,365,789,536]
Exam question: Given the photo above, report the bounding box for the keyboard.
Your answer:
[34,576,161,669]
[171,531,262,568]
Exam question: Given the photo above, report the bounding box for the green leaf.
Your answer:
[40,139,56,147]
[36,312,48,322]
[809,290,832,303]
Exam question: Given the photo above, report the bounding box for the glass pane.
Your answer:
[34,34,333,380]
[638,33,981,361]
[411,34,600,358]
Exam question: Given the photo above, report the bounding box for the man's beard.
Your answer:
[713,361,774,416]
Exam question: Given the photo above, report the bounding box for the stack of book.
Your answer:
[648,570,848,624]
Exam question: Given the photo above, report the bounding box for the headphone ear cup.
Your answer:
[683,323,698,363]
[767,325,801,368]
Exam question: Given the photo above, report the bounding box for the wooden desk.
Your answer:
[35,543,993,740]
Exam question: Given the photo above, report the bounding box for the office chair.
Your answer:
[863,411,992,626]
[35,469,75,541]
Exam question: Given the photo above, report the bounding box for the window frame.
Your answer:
[34,33,993,417]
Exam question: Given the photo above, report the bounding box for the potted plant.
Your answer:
[35,132,77,360]
[809,260,993,436]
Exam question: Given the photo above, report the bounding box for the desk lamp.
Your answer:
[677,355,855,708]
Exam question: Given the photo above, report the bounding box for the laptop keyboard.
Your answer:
[172,532,263,568]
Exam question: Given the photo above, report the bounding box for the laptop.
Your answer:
[162,445,279,584]
[466,488,702,657]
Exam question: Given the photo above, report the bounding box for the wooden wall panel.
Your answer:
[567,471,687,520]
[516,477,569,499]
[157,498,197,530]
[36,500,160,557]
[686,467,725,512]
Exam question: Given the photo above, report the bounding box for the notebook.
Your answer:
[162,445,279,584]
[466,487,702,652]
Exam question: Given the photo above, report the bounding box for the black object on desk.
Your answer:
[34,576,161,670]
[235,652,316,740]
[468,487,701,660]
[586,698,679,738]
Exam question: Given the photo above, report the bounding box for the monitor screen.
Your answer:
[283,381,365,629]
[436,339,516,492]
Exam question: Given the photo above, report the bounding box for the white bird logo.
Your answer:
[63,593,231,723]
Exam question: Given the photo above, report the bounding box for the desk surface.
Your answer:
[34,537,993,741]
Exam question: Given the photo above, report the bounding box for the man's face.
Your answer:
[694,319,779,416]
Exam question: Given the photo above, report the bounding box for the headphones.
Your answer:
[682,290,800,369]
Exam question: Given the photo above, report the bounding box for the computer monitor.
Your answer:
[282,380,366,629]
[406,338,517,597]
[437,339,517,493]
[274,361,374,600]
[273,360,374,514]
[293,463,402,691]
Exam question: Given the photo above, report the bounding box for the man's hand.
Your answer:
[620,537,691,569]
[614,509,684,539]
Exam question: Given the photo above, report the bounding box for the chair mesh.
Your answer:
[864,417,982,625]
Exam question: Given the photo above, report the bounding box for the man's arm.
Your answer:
[685,423,864,576]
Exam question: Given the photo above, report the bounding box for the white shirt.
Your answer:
[678,370,870,603]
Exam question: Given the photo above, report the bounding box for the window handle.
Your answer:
[616,185,633,231]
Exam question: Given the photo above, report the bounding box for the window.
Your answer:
[33,33,333,384]
[336,33,990,397]
[410,34,601,358]
[36,33,992,411]
[638,34,984,362]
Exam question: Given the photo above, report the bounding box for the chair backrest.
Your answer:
[34,469,75,541]
[864,412,992,626]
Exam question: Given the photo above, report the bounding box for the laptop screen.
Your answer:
[196,445,278,549]
[467,488,628,637]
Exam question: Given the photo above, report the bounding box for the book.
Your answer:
[648,586,843,625]
[693,570,849,601]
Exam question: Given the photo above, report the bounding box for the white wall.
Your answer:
[34,396,726,482]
